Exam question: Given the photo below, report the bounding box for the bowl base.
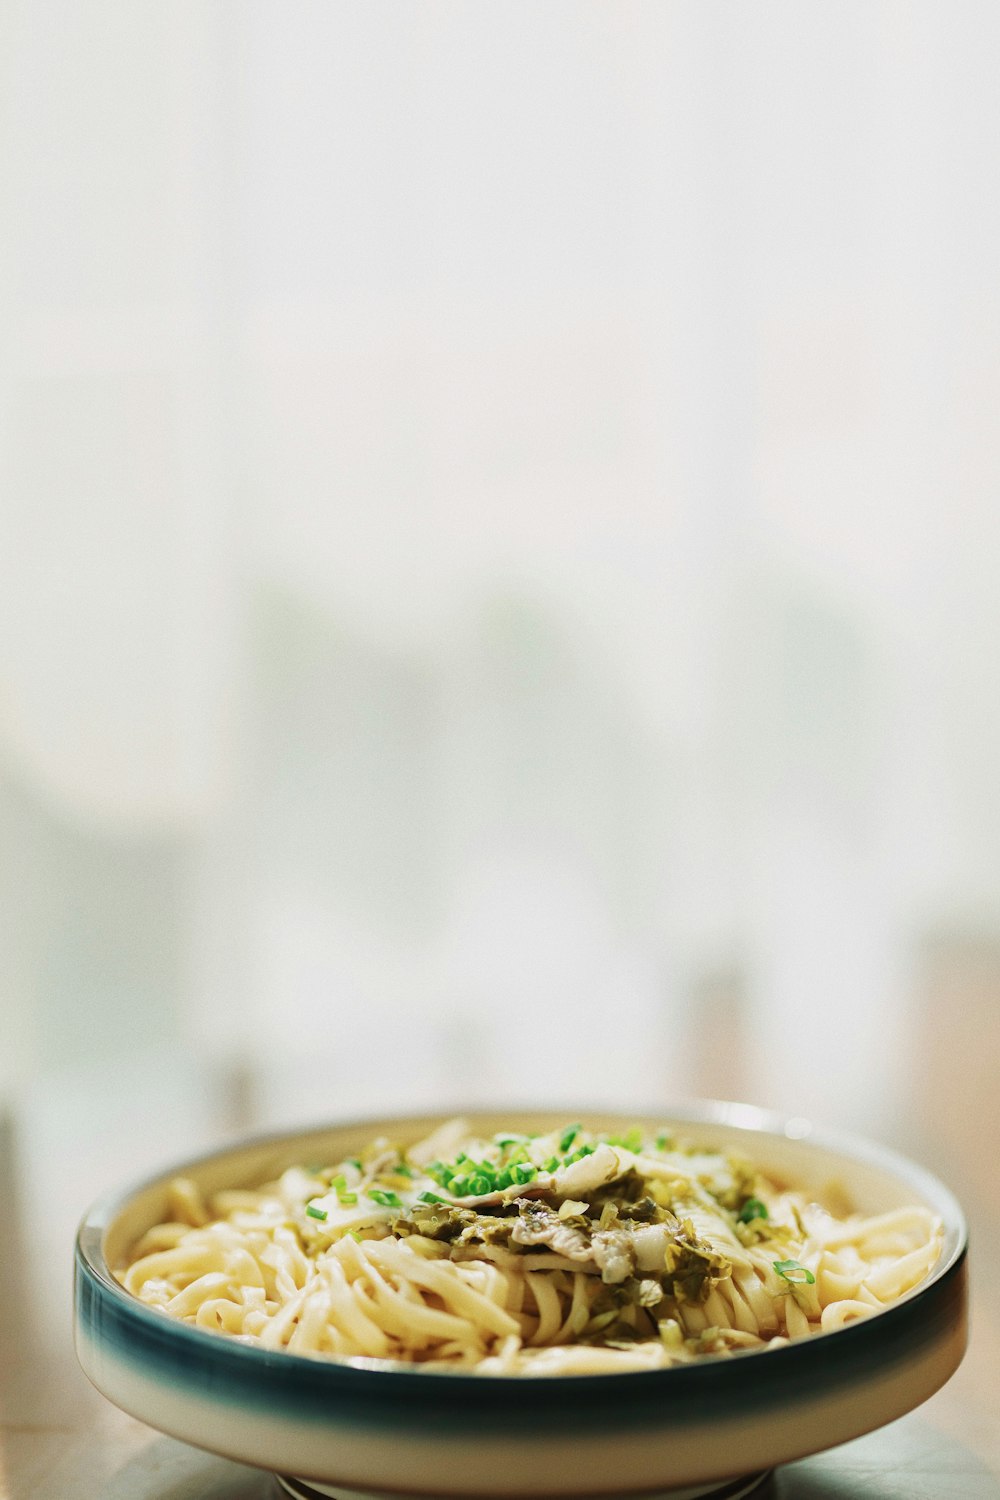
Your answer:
[276,1470,772,1500]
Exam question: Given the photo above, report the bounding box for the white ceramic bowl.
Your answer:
[75,1103,968,1500]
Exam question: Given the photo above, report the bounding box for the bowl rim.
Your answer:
[75,1097,968,1393]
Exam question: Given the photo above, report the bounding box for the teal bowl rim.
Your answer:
[74,1100,969,1426]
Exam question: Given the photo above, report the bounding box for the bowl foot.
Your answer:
[276,1469,772,1500]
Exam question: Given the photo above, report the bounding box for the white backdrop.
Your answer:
[3,2,1000,1146]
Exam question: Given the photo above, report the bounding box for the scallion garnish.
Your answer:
[773,1258,815,1285]
[559,1124,581,1153]
[369,1189,403,1208]
[327,1174,357,1206]
[305,1204,328,1221]
[494,1132,528,1147]
[739,1198,768,1224]
[468,1174,493,1195]
[607,1127,643,1153]
[394,1162,414,1178]
[418,1191,446,1204]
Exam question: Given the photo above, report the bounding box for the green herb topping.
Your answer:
[739,1198,769,1223]
[369,1189,403,1208]
[305,1204,328,1221]
[328,1174,358,1205]
[606,1127,643,1154]
[773,1258,815,1285]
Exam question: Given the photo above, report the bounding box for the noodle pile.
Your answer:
[118,1119,942,1375]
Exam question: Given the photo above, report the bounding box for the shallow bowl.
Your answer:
[74,1102,968,1500]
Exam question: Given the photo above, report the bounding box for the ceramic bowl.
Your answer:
[74,1103,968,1500]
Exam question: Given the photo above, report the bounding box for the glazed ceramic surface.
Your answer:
[74,1103,968,1499]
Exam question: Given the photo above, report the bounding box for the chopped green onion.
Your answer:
[607,1127,643,1153]
[494,1132,528,1147]
[393,1162,414,1178]
[545,1156,560,1172]
[496,1167,513,1189]
[559,1123,581,1152]
[449,1175,471,1196]
[513,1163,537,1184]
[739,1198,769,1224]
[305,1204,328,1221]
[773,1259,815,1285]
[466,1174,491,1195]
[328,1174,357,1206]
[369,1189,403,1208]
[655,1132,671,1151]
[418,1190,447,1204]
[347,1158,363,1171]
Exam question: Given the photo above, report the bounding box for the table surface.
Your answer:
[2,1085,999,1500]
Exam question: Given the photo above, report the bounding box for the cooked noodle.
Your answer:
[118,1120,942,1375]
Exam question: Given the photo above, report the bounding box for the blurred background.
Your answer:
[3,2,1000,1234]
